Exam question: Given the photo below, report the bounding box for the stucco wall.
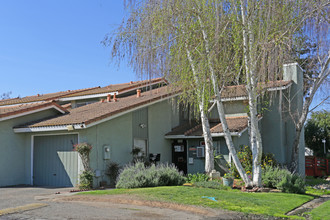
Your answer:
[0,109,61,187]
[209,100,247,118]
[78,99,176,186]
[261,91,286,164]
[148,100,174,164]
[79,112,133,185]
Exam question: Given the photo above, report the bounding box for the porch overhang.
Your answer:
[165,128,247,139]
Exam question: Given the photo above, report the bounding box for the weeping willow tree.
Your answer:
[105,0,328,187]
[105,0,252,184]
[233,0,329,179]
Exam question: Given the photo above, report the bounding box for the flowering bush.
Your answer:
[74,142,93,189]
[233,145,277,179]
[74,143,92,156]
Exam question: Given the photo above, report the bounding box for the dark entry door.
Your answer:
[172,141,187,174]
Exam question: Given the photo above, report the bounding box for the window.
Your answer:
[133,138,148,156]
[174,145,184,152]
[197,146,205,158]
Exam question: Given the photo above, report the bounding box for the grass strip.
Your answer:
[80,186,313,218]
[305,200,330,220]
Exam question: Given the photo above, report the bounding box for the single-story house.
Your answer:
[0,63,305,187]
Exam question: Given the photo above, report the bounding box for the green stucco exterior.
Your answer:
[0,64,305,187]
[77,99,178,187]
[0,109,62,187]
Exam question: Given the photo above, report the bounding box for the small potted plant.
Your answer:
[222,171,234,187]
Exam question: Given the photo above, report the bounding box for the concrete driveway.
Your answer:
[0,187,208,219]
[0,187,73,210]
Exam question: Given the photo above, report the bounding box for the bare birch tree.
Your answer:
[106,0,253,183]
[281,0,330,172]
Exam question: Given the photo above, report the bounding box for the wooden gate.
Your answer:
[305,156,329,177]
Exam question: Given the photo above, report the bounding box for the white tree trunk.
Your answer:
[196,14,252,186]
[216,99,253,186]
[185,44,214,173]
[200,100,215,173]
[239,0,263,187]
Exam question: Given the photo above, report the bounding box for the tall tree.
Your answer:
[282,0,330,172]
[305,110,330,157]
[106,0,252,185]
[231,0,310,185]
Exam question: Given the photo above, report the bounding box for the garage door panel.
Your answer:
[58,151,78,186]
[33,134,78,187]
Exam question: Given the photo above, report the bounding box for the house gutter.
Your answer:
[13,123,86,133]
[58,92,118,102]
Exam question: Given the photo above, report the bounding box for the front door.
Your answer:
[172,141,187,174]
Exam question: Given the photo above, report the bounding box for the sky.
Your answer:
[0,0,135,98]
[0,1,328,112]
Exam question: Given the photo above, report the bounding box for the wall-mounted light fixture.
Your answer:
[139,123,147,128]
[67,125,74,131]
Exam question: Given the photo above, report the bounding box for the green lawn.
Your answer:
[305,200,330,220]
[80,186,313,218]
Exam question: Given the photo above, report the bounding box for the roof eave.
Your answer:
[165,130,246,139]
[58,91,118,102]
[266,81,293,91]
[0,105,67,122]
[13,123,86,133]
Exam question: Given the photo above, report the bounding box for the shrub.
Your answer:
[74,142,93,189]
[105,161,121,187]
[232,145,277,179]
[262,165,290,188]
[193,181,230,190]
[262,166,306,194]
[276,173,305,194]
[116,162,185,188]
[186,173,209,183]
[79,170,94,190]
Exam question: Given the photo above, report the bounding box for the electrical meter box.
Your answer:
[104,146,111,160]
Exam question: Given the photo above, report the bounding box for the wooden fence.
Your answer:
[305,156,329,177]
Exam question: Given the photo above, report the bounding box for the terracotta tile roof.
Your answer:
[61,78,166,98]
[0,87,99,107]
[165,116,249,136]
[221,80,292,99]
[61,103,72,111]
[0,101,68,120]
[16,86,177,128]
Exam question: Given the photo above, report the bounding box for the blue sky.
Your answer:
[0,0,135,98]
[0,1,328,112]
